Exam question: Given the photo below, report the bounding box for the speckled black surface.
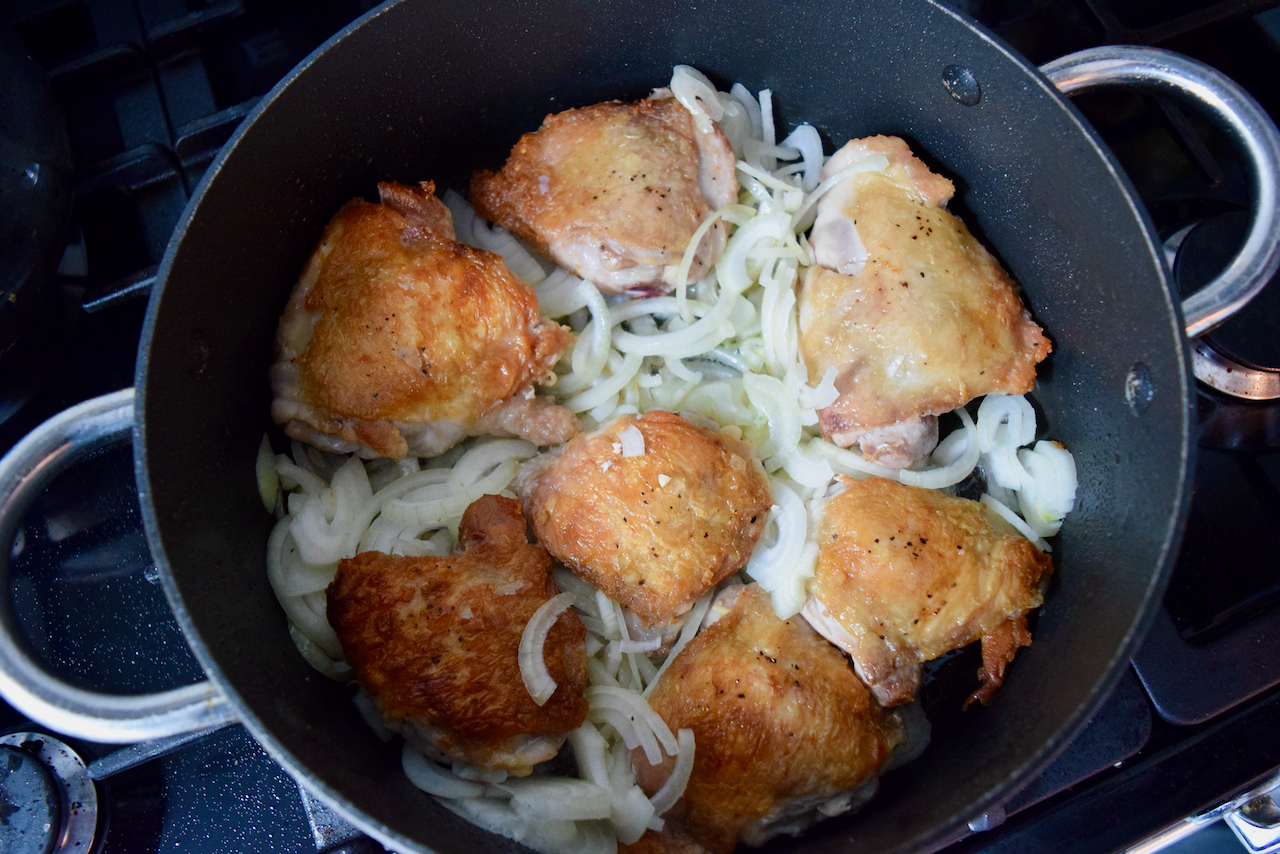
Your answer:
[9,437,205,695]
[99,725,314,854]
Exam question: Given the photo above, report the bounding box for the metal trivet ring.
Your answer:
[1192,339,1280,400]
[0,731,99,853]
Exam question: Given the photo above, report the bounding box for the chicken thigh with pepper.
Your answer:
[799,136,1051,468]
[271,180,576,460]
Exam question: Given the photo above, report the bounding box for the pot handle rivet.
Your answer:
[0,388,237,742]
[1040,46,1280,339]
[1125,362,1155,415]
[942,64,982,106]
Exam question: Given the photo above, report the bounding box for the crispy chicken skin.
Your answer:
[326,495,589,775]
[799,136,1051,467]
[471,95,737,294]
[516,411,771,626]
[271,180,576,460]
[802,477,1053,707]
[636,584,906,854]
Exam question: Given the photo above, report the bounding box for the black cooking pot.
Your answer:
[2,1,1279,853]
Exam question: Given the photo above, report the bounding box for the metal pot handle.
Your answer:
[1040,46,1280,339]
[0,388,237,742]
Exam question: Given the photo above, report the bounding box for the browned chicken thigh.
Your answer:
[271,180,576,460]
[802,477,1054,707]
[799,136,1051,467]
[634,583,906,854]
[326,495,589,775]
[471,95,738,294]
[516,411,771,626]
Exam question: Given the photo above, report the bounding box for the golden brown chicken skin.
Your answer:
[636,583,906,854]
[270,180,576,460]
[516,411,771,626]
[471,95,737,294]
[326,495,589,775]
[799,136,1051,467]
[802,477,1054,708]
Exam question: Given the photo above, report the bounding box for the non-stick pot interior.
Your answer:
[136,1,1191,851]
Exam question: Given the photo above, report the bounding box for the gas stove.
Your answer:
[2,1,1280,853]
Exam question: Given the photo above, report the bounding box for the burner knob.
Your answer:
[0,743,62,854]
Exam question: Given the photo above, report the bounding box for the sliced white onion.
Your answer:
[288,493,348,564]
[595,589,620,638]
[519,592,577,705]
[798,366,839,410]
[564,353,644,413]
[976,393,1036,452]
[779,124,824,192]
[587,656,621,689]
[275,456,326,495]
[744,482,818,618]
[729,82,763,140]
[981,493,1051,552]
[382,457,521,527]
[447,438,538,492]
[616,636,661,654]
[643,593,712,698]
[931,426,971,467]
[452,762,508,784]
[985,442,1030,492]
[715,211,794,297]
[287,623,351,681]
[257,434,279,513]
[899,406,981,490]
[1016,440,1078,534]
[402,745,485,799]
[586,686,677,766]
[568,723,612,788]
[612,290,736,358]
[670,64,725,134]
[536,268,591,319]
[742,371,800,464]
[780,444,836,490]
[805,437,900,481]
[499,776,613,822]
[648,728,696,815]
[443,189,548,286]
[610,784,656,845]
[790,154,890,233]
[617,424,645,457]
[673,205,740,323]
[277,536,337,596]
[267,521,344,659]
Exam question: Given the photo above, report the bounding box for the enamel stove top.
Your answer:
[2,1,1280,852]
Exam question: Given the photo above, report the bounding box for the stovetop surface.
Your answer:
[3,1,1280,853]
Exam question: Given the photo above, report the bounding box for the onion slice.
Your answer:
[648,728,696,815]
[402,745,485,799]
[617,424,645,457]
[519,592,577,705]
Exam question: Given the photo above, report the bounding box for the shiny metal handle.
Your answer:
[1040,46,1280,339]
[0,389,236,742]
